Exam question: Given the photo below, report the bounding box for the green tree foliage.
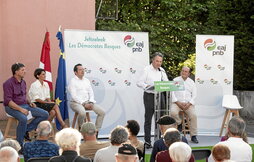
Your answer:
[96,0,254,90]
[96,0,208,78]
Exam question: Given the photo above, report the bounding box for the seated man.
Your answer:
[209,116,252,162]
[23,121,59,161]
[80,122,110,160]
[68,63,105,131]
[170,66,198,143]
[150,115,188,162]
[94,126,128,162]
[3,63,49,148]
[115,144,138,162]
[156,128,194,162]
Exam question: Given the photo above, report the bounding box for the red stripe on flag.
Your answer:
[40,32,53,91]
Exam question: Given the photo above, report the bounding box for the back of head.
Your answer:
[55,128,82,151]
[0,139,21,152]
[0,146,19,162]
[228,116,246,137]
[110,126,128,145]
[37,120,52,137]
[212,144,230,162]
[80,122,97,136]
[163,128,181,147]
[116,144,138,162]
[126,120,140,136]
[169,142,192,162]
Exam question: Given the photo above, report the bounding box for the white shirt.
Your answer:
[137,64,168,93]
[28,80,50,102]
[209,137,252,162]
[68,76,96,104]
[172,76,196,105]
[93,145,120,162]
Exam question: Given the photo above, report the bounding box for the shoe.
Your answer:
[191,136,199,143]
[145,142,152,149]
[177,124,182,132]
[24,131,31,141]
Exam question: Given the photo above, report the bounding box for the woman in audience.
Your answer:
[212,143,232,162]
[126,120,144,155]
[169,142,192,162]
[29,68,66,128]
[49,128,91,162]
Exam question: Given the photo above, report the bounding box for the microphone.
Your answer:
[158,67,161,71]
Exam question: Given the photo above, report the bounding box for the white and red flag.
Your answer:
[39,32,53,93]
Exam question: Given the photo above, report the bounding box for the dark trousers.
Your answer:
[143,92,166,143]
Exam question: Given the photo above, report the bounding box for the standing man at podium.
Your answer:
[137,52,169,148]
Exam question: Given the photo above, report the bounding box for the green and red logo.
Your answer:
[124,35,135,47]
[204,39,216,51]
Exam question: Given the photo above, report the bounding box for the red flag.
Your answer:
[39,32,53,91]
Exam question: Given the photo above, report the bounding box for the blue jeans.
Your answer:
[5,104,49,146]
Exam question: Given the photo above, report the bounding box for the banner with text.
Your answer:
[64,30,149,137]
[196,35,234,135]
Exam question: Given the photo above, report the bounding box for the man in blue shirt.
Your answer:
[23,121,59,161]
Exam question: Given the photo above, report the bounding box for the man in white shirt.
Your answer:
[170,66,198,143]
[94,125,128,162]
[68,64,105,131]
[209,116,252,162]
[137,52,169,147]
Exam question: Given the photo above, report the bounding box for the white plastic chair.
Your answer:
[219,95,243,136]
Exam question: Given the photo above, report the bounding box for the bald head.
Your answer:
[0,146,19,162]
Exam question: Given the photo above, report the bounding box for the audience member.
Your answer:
[150,115,188,162]
[49,128,91,162]
[3,63,49,147]
[0,146,19,162]
[126,120,144,156]
[209,116,252,162]
[169,142,192,162]
[156,128,195,162]
[80,122,110,160]
[0,139,21,152]
[170,66,198,143]
[29,68,67,128]
[23,121,59,161]
[212,143,231,162]
[115,144,138,162]
[94,125,128,162]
